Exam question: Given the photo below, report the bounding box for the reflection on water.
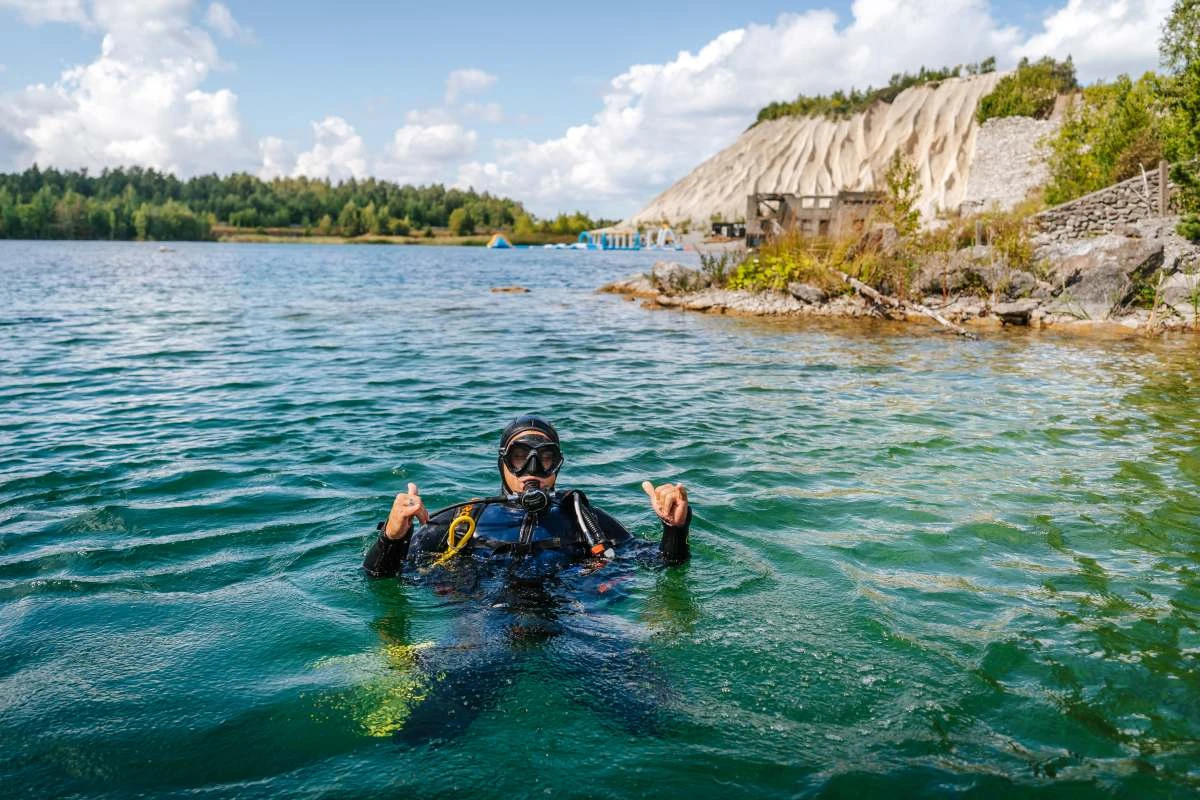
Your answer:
[0,240,1198,798]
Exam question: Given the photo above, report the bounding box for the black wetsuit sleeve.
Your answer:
[659,507,692,565]
[362,513,452,578]
[362,522,411,578]
[593,505,691,565]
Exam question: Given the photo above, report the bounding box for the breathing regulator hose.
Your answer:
[425,486,555,566]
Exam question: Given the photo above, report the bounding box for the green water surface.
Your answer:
[1,241,1198,798]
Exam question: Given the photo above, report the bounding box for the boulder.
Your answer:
[992,299,1040,326]
[917,251,1037,299]
[650,261,711,294]
[1047,237,1165,319]
[992,269,1038,300]
[1032,280,1057,300]
[918,250,986,295]
[1159,272,1200,320]
[598,273,656,298]
[787,282,828,304]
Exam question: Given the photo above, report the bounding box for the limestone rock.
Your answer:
[1159,271,1200,320]
[650,261,711,294]
[1044,236,1165,319]
[917,251,1037,299]
[992,299,1040,325]
[999,270,1039,299]
[787,282,828,304]
[598,273,656,298]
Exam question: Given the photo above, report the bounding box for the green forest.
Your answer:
[0,167,612,241]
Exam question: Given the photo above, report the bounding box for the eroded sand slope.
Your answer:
[629,73,1005,226]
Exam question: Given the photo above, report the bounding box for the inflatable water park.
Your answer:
[486,226,683,251]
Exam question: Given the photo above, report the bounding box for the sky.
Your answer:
[0,0,1176,219]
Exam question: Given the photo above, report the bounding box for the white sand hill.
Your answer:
[628,72,1006,227]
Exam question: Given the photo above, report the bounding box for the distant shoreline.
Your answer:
[0,232,585,247]
[216,232,493,246]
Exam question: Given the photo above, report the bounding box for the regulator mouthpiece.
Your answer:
[518,484,551,513]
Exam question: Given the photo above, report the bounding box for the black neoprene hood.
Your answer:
[499,414,560,448]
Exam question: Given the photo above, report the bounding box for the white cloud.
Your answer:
[204,1,253,42]
[258,117,476,185]
[457,0,1170,217]
[444,68,496,104]
[0,0,253,174]
[0,0,88,25]
[377,122,477,184]
[257,135,293,179]
[290,116,368,181]
[1015,0,1171,81]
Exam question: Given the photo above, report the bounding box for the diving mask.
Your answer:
[500,437,564,478]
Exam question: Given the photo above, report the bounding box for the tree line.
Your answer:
[0,166,613,241]
[754,59,998,125]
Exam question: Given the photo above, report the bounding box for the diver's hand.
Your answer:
[642,480,689,527]
[384,483,429,540]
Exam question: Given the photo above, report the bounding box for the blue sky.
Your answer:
[0,1,1172,218]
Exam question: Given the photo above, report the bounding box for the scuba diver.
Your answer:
[359,414,692,743]
[363,414,691,579]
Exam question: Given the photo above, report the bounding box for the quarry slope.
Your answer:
[629,72,1005,226]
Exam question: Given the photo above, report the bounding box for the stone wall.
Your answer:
[962,116,1058,212]
[1033,166,1176,242]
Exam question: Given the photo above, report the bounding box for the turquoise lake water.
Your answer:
[1,240,1199,798]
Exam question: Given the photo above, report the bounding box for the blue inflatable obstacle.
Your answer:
[529,226,687,251]
[486,233,513,249]
[575,230,644,250]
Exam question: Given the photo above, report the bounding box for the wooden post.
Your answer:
[1159,160,1169,216]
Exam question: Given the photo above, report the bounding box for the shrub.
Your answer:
[1178,214,1200,241]
[1161,0,1200,235]
[976,56,1078,123]
[882,151,920,236]
[447,207,473,236]
[1043,73,1167,205]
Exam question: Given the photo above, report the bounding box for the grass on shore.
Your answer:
[716,198,1043,299]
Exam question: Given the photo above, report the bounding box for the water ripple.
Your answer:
[2,241,1200,797]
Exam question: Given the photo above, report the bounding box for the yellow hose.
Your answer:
[432,505,476,566]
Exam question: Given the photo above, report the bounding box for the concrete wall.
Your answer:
[1033,165,1176,242]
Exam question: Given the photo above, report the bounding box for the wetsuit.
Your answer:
[362,490,690,579]
[359,490,690,742]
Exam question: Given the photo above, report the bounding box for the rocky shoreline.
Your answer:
[602,219,1200,335]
